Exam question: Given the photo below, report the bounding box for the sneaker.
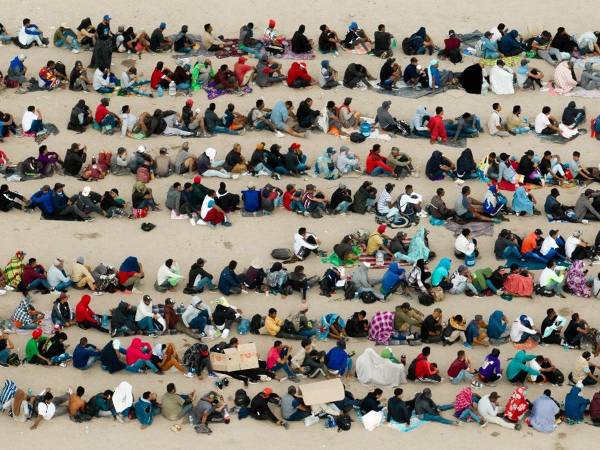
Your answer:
[59,362,67,368]
[115,415,125,423]
[93,291,104,296]
[185,372,194,378]
[275,131,285,138]
[190,218,197,226]
[4,286,15,292]
[455,179,465,185]
[479,421,487,428]
[231,174,239,180]
[72,48,80,54]
[131,287,143,294]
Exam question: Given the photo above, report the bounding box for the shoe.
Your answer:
[275,131,285,138]
[132,287,143,294]
[190,218,197,226]
[115,415,125,423]
[185,372,194,378]
[231,174,239,180]
[93,291,104,296]
[208,371,218,378]
[72,49,80,54]
[463,343,473,349]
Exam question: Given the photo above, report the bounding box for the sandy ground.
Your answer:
[1,1,600,449]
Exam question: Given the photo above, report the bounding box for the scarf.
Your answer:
[504,387,528,421]
[511,187,534,215]
[454,387,473,414]
[566,260,591,297]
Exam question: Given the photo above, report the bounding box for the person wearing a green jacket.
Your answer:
[25,328,50,365]
[507,350,540,383]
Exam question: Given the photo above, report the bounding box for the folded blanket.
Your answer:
[444,220,495,237]
[203,81,252,100]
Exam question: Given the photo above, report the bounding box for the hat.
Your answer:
[290,143,301,150]
[32,328,42,339]
[430,59,439,66]
[525,149,534,156]
[474,314,483,321]
[321,60,330,69]
[185,99,194,106]
[268,19,276,29]
[103,15,111,21]
[159,22,166,29]
[520,58,530,65]
[377,224,387,234]
[76,256,85,264]
[326,147,336,155]
[137,145,147,153]
[448,30,456,37]
[191,296,202,307]
[238,56,247,63]
[81,186,91,197]
[53,182,65,190]
[112,339,121,350]
[165,298,175,305]
[263,387,273,396]
[193,176,202,184]
[143,294,152,302]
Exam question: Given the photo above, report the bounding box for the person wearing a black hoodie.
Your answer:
[110,301,137,336]
[387,388,412,425]
[0,184,28,211]
[63,143,87,176]
[185,258,217,294]
[100,339,126,373]
[345,311,369,338]
[360,388,384,415]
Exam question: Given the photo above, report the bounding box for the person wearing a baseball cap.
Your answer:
[284,143,310,175]
[366,223,392,256]
[250,387,288,428]
[477,391,519,429]
[574,188,600,222]
[150,22,172,52]
[134,295,158,336]
[74,186,105,222]
[47,258,73,293]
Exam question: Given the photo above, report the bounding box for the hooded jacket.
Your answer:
[487,310,507,339]
[564,386,590,421]
[111,301,136,331]
[431,258,451,286]
[580,62,600,90]
[125,337,152,365]
[165,185,182,214]
[506,350,540,380]
[75,295,98,324]
[352,263,375,290]
[100,341,126,373]
[413,389,437,415]
[218,267,241,295]
[381,262,405,294]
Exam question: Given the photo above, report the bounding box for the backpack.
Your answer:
[21,156,40,174]
[396,120,411,136]
[271,248,293,260]
[360,290,378,304]
[418,293,434,306]
[136,166,151,183]
[407,357,418,380]
[182,343,209,372]
[350,132,366,143]
[249,314,263,334]
[336,414,352,431]
[282,319,297,335]
[237,318,250,334]
[401,37,415,55]
[234,389,251,407]
[535,284,555,297]
[344,281,357,300]
[7,353,20,367]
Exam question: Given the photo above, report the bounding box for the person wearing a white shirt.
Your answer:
[534,106,561,134]
[156,259,183,290]
[134,294,158,334]
[540,230,565,261]
[18,19,45,47]
[47,259,73,291]
[565,231,592,260]
[293,227,319,259]
[454,228,478,257]
[398,185,425,218]
[539,261,566,297]
[376,183,400,221]
[120,106,139,138]
[489,23,506,42]
[510,315,538,343]
[30,391,69,429]
[21,106,43,133]
[92,67,116,93]
[487,103,510,137]
[477,393,517,429]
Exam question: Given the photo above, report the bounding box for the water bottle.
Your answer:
[157,85,163,97]
[465,252,476,267]
[360,121,371,137]
[375,250,384,266]
[168,81,176,96]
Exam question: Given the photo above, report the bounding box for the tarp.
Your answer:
[356,348,407,386]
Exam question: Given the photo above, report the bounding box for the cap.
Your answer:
[377,224,387,234]
[474,314,483,321]
[193,176,202,184]
[32,328,42,339]
[112,339,121,350]
[185,99,193,106]
[81,186,91,197]
[268,19,276,28]
[143,294,152,302]
[53,182,65,190]
[326,147,336,155]
[290,143,301,150]
[137,145,147,153]
[159,22,166,29]
[103,15,111,21]
[76,256,85,264]
[165,298,175,305]
[263,387,273,396]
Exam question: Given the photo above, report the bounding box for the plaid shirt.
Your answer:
[368,311,395,344]
[11,298,32,325]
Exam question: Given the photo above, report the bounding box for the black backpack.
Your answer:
[271,248,293,260]
[418,293,434,306]
[336,414,352,431]
[249,314,263,334]
[234,389,251,407]
[344,281,357,300]
[282,319,297,335]
[21,156,40,174]
[360,290,378,304]
[350,132,366,143]
[402,37,415,55]
[407,357,418,381]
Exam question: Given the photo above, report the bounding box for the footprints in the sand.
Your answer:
[490,431,500,437]
[223,241,233,250]
[74,232,100,239]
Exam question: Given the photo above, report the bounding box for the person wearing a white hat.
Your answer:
[73,186,105,222]
[197,147,237,179]
[47,258,73,292]
[127,144,150,173]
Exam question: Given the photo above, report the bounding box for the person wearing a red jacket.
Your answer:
[414,346,442,382]
[287,62,314,88]
[22,258,52,293]
[365,144,394,177]
[125,337,161,373]
[75,294,108,332]
[428,106,448,144]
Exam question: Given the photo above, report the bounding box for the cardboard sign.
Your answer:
[299,378,344,406]
[209,343,258,372]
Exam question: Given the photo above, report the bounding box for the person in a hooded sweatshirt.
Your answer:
[564,384,590,423]
[380,262,405,299]
[351,262,384,300]
[110,301,137,335]
[506,350,540,383]
[580,62,600,90]
[125,337,160,373]
[376,101,404,135]
[498,30,524,56]
[100,339,127,373]
[411,106,430,137]
[413,388,458,425]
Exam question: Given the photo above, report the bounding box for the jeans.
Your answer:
[50,353,71,364]
[27,278,51,291]
[100,115,116,127]
[194,276,216,291]
[287,409,312,421]
[189,310,209,331]
[53,280,74,292]
[137,316,155,332]
[370,166,394,177]
[523,251,548,264]
[272,362,294,378]
[176,82,191,90]
[97,86,114,94]
[253,162,273,175]
[126,358,159,373]
[298,328,319,337]
[28,119,44,133]
[290,200,305,213]
[420,405,455,425]
[212,125,241,135]
[449,281,478,295]
[451,369,474,384]
[544,280,564,295]
[501,245,522,259]
[459,408,481,422]
[335,201,351,213]
[78,356,98,370]
[537,48,562,65]
[0,349,10,363]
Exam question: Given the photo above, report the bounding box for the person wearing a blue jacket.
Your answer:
[73,337,101,370]
[564,384,590,423]
[27,185,55,217]
[380,262,406,298]
[498,30,525,57]
[326,339,352,376]
[218,260,243,295]
[242,184,261,213]
[134,391,161,428]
